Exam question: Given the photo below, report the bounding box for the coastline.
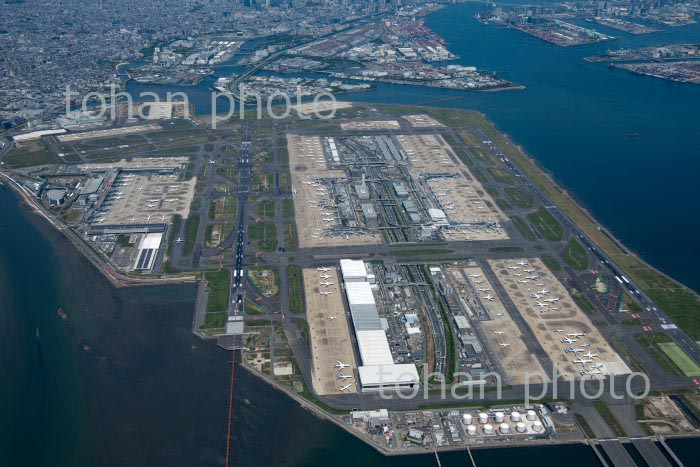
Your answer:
[0,171,197,288]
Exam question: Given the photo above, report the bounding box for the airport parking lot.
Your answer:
[304,267,359,395]
[488,258,630,379]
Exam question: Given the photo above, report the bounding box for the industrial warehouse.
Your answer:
[339,259,420,392]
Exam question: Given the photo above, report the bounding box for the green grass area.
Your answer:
[250,173,275,191]
[593,400,626,438]
[563,238,589,270]
[658,342,700,376]
[2,140,59,167]
[284,223,298,251]
[287,265,305,314]
[257,199,275,219]
[441,133,474,166]
[209,196,236,221]
[489,246,524,253]
[294,318,310,345]
[571,291,597,314]
[503,187,534,209]
[204,268,231,313]
[541,254,562,271]
[510,215,537,241]
[527,206,564,241]
[248,222,277,252]
[190,197,202,212]
[470,167,488,184]
[635,332,686,376]
[183,214,200,255]
[487,167,517,185]
[496,198,511,211]
[574,413,595,439]
[485,185,500,198]
[245,299,265,316]
[279,172,291,190]
[202,312,226,330]
[283,199,295,219]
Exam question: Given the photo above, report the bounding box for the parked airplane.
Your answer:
[320,290,334,296]
[319,273,331,279]
[517,260,528,266]
[327,315,337,320]
[561,337,577,344]
[174,237,184,244]
[478,288,491,292]
[332,361,350,370]
[320,281,334,287]
[533,302,548,308]
[317,267,330,272]
[483,294,496,301]
[336,374,353,380]
[584,352,598,359]
[469,274,481,278]
[499,343,510,348]
[494,313,504,318]
[591,364,604,370]
[568,332,585,338]
[494,331,504,335]
[573,358,593,365]
[517,280,531,284]
[340,383,354,392]
[507,266,520,270]
[523,268,536,273]
[208,159,216,164]
[554,329,564,333]
[545,297,560,303]
[537,288,550,295]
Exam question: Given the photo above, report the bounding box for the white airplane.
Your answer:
[573,358,593,365]
[327,315,337,320]
[320,290,334,296]
[561,337,577,344]
[320,281,334,287]
[526,275,540,280]
[591,364,604,370]
[340,383,354,392]
[145,215,153,222]
[174,237,184,244]
[468,274,481,278]
[494,331,505,335]
[208,159,216,164]
[499,343,510,348]
[530,293,542,299]
[580,343,591,348]
[537,288,550,295]
[545,297,560,303]
[160,215,168,221]
[336,374,353,380]
[570,348,584,355]
[517,260,528,266]
[584,352,598,359]
[332,361,350,370]
[513,273,523,277]
[507,266,520,270]
[478,288,491,292]
[554,328,564,333]
[322,217,334,222]
[533,302,548,308]
[494,313,504,318]
[319,273,330,279]
[483,294,496,301]
[517,280,531,284]
[568,332,585,338]
[317,267,330,272]
[129,216,138,222]
[523,268,536,273]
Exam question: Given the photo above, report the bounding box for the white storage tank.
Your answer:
[510,411,521,422]
[478,413,488,424]
[462,413,472,425]
[483,424,494,435]
[467,425,477,436]
[532,421,543,432]
[499,423,510,434]
[494,412,505,423]
[526,410,537,421]
[516,422,526,433]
